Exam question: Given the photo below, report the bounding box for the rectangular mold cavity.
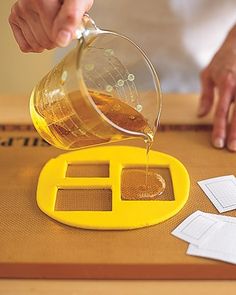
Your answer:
[66,163,109,178]
[121,167,174,201]
[55,189,112,211]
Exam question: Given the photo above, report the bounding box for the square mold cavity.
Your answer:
[66,163,109,177]
[121,167,174,201]
[55,188,112,211]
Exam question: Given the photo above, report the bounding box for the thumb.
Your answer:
[198,70,214,117]
[53,0,93,47]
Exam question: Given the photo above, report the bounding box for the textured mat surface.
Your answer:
[1,125,236,279]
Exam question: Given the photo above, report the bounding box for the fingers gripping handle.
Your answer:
[75,14,100,42]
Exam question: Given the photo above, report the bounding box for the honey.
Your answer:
[121,169,166,200]
[30,89,153,150]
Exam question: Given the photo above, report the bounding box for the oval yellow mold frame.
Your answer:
[37,146,190,230]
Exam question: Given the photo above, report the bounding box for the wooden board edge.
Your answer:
[0,263,236,280]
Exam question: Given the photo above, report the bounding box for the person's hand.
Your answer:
[9,0,94,53]
[198,25,236,152]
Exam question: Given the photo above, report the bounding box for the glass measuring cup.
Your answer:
[30,15,162,150]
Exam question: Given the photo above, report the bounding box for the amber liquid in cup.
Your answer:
[31,89,153,148]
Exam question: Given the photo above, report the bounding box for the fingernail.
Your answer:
[197,104,206,116]
[228,140,236,152]
[213,137,225,149]
[56,30,71,47]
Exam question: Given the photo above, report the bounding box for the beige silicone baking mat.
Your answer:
[1,124,236,279]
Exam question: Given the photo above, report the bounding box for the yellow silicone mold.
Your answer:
[37,145,190,230]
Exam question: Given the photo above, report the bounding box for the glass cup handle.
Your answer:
[74,14,101,43]
[58,0,100,43]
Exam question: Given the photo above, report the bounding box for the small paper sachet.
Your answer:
[198,175,236,213]
[187,213,236,264]
[171,210,223,246]
[172,211,236,265]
